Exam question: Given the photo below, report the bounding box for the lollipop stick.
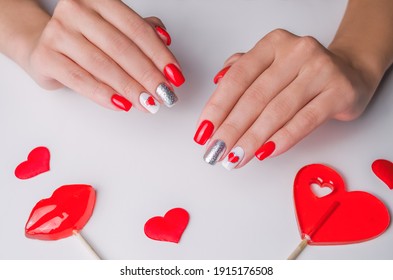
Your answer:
[287,238,308,260]
[288,201,341,260]
[73,230,102,260]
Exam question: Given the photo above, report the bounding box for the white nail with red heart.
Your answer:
[140,92,160,114]
[222,146,244,171]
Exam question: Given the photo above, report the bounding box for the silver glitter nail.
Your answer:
[204,140,226,165]
[156,83,178,107]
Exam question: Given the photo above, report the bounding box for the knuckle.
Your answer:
[220,121,242,137]
[266,99,292,121]
[90,51,112,70]
[67,68,85,84]
[41,18,65,45]
[310,53,333,72]
[205,100,227,118]
[109,34,133,56]
[295,35,320,54]
[121,79,137,97]
[298,106,320,128]
[243,130,262,150]
[90,82,106,100]
[265,28,290,43]
[224,65,250,89]
[245,85,270,107]
[55,0,82,15]
[138,66,157,87]
[127,18,153,39]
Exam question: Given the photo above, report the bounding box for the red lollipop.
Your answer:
[25,184,100,259]
[288,164,390,259]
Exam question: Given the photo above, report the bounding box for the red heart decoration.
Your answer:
[144,208,189,243]
[294,164,390,245]
[228,152,239,163]
[15,146,50,179]
[25,184,96,240]
[372,159,393,190]
[146,96,156,106]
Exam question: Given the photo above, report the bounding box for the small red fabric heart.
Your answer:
[15,146,50,179]
[228,152,239,163]
[144,208,189,243]
[146,96,156,106]
[294,164,390,245]
[372,159,393,190]
[25,184,96,240]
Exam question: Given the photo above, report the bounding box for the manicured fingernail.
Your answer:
[213,66,230,84]
[222,146,245,171]
[155,26,171,46]
[255,141,275,161]
[204,140,226,165]
[111,94,132,111]
[139,92,160,114]
[194,120,214,145]
[164,63,185,87]
[156,83,178,107]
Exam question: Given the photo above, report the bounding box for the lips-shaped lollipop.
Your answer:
[25,184,100,258]
[288,164,390,259]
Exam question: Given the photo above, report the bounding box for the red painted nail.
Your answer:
[111,94,132,111]
[155,26,171,46]
[255,141,275,161]
[213,66,230,84]
[164,64,185,87]
[194,120,214,145]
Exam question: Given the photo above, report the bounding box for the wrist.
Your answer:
[0,1,50,71]
[328,40,387,92]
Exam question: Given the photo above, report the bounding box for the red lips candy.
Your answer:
[25,184,96,240]
[294,164,390,245]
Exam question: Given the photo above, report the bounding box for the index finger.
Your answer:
[95,1,184,86]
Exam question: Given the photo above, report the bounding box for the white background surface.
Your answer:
[1,0,392,260]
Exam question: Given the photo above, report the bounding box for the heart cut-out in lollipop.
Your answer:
[25,184,101,259]
[144,207,189,243]
[372,159,393,190]
[15,146,50,179]
[288,164,390,259]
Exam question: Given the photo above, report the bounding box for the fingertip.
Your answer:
[255,141,276,161]
[213,66,231,84]
[155,26,172,46]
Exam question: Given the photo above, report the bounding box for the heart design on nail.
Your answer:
[372,159,393,190]
[228,152,239,163]
[146,96,156,106]
[15,146,50,179]
[294,164,390,245]
[144,208,189,243]
[25,184,96,240]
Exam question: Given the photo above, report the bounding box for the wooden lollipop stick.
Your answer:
[287,238,308,260]
[287,201,341,260]
[73,230,102,260]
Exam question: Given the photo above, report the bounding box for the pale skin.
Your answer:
[198,0,393,169]
[0,0,181,112]
[1,1,393,169]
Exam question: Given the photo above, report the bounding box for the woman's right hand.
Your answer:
[27,0,185,113]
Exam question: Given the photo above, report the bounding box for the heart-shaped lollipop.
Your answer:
[289,164,390,259]
[144,208,189,243]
